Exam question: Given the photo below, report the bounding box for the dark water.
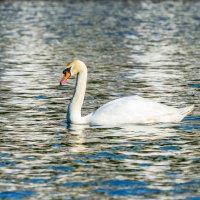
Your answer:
[0,1,200,199]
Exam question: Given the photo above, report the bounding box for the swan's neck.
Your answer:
[67,67,88,124]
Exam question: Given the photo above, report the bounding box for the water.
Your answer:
[0,1,200,199]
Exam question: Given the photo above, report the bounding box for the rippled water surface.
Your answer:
[0,1,200,199]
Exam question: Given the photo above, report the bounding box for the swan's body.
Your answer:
[60,60,193,126]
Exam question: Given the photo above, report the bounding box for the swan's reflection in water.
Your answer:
[64,124,89,153]
[64,122,179,155]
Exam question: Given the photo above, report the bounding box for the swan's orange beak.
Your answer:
[60,70,70,86]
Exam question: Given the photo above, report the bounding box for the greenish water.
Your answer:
[0,1,200,199]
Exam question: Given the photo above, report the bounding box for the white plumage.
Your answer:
[60,60,194,126]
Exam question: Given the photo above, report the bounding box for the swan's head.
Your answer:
[60,59,86,85]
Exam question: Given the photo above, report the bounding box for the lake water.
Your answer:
[0,1,200,199]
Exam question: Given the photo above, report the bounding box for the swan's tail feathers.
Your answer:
[179,105,194,116]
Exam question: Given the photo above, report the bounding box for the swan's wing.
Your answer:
[90,96,182,126]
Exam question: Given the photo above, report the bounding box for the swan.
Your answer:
[60,59,194,126]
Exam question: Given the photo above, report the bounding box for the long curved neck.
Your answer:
[67,66,87,124]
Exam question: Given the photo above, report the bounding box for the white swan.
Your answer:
[60,60,194,126]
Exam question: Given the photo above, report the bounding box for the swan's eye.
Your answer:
[63,67,71,74]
